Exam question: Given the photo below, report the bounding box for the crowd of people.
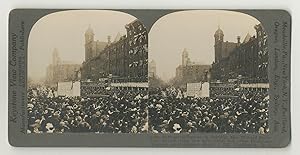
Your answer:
[27,83,269,134]
[80,85,111,96]
[148,87,269,134]
[80,82,111,96]
[27,86,148,133]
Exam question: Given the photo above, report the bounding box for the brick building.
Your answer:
[211,24,268,83]
[81,19,148,82]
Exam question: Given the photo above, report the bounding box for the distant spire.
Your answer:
[182,48,189,66]
[214,24,224,37]
[52,48,60,65]
[183,48,189,55]
[85,24,94,35]
[53,48,59,57]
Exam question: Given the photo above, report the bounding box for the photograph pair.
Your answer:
[27,10,269,135]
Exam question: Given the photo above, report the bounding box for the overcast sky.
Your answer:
[28,10,260,82]
[149,10,260,81]
[28,10,136,81]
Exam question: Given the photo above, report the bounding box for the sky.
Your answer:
[28,10,137,81]
[28,10,260,82]
[149,10,260,82]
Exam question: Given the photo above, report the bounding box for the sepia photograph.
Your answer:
[7,8,292,148]
[27,10,149,133]
[26,10,269,135]
[148,10,269,134]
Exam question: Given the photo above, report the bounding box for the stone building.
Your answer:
[84,25,108,62]
[175,49,211,87]
[46,48,81,86]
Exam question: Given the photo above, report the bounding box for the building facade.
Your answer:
[174,49,211,87]
[176,65,211,83]
[211,24,268,83]
[46,49,81,86]
[81,19,148,83]
[84,26,108,62]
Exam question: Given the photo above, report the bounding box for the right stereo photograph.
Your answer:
[148,10,269,134]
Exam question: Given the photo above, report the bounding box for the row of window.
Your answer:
[129,35,147,46]
[127,24,145,36]
[128,59,148,68]
[128,45,148,55]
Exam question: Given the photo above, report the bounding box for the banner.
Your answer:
[57,81,81,96]
[187,82,209,98]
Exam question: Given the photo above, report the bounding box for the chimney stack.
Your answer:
[237,36,241,44]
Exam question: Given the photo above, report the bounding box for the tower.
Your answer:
[214,26,224,62]
[182,48,189,66]
[52,48,60,65]
[149,60,157,78]
[85,25,94,61]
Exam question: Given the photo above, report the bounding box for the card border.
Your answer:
[8,9,291,147]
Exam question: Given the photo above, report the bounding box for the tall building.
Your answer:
[81,19,148,82]
[211,24,268,83]
[182,48,190,66]
[52,48,61,65]
[214,26,238,63]
[126,19,148,82]
[175,48,211,87]
[149,60,157,78]
[84,25,108,61]
[46,49,81,86]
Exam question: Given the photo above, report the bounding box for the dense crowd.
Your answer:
[27,84,269,134]
[80,85,110,96]
[27,86,148,133]
[148,87,269,134]
[80,82,111,96]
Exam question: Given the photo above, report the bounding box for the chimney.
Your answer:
[237,36,241,45]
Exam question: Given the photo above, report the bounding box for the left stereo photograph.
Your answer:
[27,10,149,134]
